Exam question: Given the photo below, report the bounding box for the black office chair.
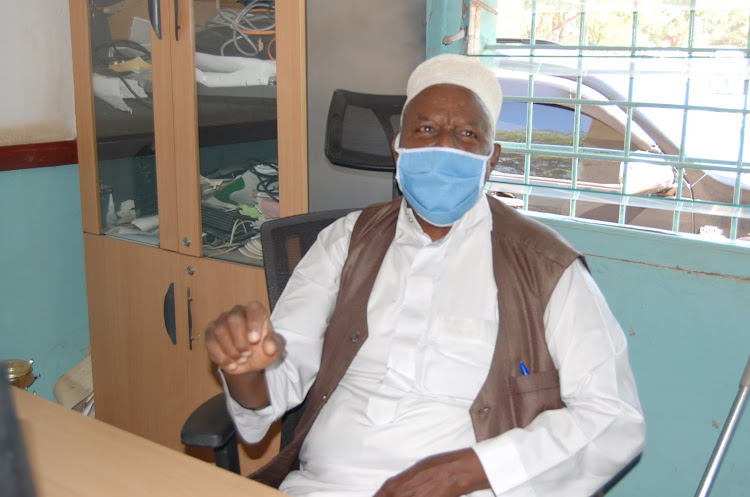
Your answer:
[181,208,356,474]
[324,89,404,173]
[325,89,405,199]
[181,88,403,474]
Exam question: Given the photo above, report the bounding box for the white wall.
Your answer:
[0,0,76,146]
[306,0,426,211]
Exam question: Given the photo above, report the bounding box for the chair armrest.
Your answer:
[181,393,235,449]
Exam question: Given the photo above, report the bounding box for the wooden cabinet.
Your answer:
[83,235,278,466]
[69,0,306,473]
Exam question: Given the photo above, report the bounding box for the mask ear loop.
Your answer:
[394,132,403,194]
[478,156,490,200]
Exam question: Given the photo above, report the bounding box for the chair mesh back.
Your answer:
[324,89,405,172]
[260,209,357,311]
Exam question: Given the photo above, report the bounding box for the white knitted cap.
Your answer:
[404,54,503,126]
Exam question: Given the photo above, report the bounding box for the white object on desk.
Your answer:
[53,354,93,415]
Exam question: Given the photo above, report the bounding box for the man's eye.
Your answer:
[460,130,477,138]
[418,125,434,133]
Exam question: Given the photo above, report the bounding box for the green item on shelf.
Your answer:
[214,171,259,205]
[239,204,261,219]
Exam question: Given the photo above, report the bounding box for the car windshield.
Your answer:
[485,5,750,241]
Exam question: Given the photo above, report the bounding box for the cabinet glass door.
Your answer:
[88,0,170,247]
[192,0,279,266]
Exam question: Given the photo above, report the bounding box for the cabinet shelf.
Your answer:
[94,86,278,161]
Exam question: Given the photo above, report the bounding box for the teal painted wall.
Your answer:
[426,0,498,57]
[539,215,750,497]
[426,0,463,57]
[0,164,90,402]
[1,163,749,494]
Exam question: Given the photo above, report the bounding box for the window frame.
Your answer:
[427,0,750,243]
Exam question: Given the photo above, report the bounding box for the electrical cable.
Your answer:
[203,218,259,254]
[202,0,276,58]
[248,161,279,202]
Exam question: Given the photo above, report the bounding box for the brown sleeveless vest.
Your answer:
[252,196,583,487]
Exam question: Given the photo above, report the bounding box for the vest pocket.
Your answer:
[508,369,565,428]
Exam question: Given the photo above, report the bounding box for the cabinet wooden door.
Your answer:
[70,0,179,247]
[176,255,269,406]
[83,234,185,447]
[179,254,281,474]
[170,0,309,261]
[85,233,280,468]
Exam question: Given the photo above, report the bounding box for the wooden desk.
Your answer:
[12,388,287,496]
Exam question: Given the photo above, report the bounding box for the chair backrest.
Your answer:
[260,208,357,312]
[260,208,357,450]
[324,89,405,173]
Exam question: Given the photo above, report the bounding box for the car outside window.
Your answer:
[472,3,750,243]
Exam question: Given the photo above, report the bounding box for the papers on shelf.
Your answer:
[104,224,160,247]
[105,198,160,246]
[92,73,148,113]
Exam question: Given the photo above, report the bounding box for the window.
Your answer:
[435,0,750,242]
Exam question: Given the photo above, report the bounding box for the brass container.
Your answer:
[2,358,35,390]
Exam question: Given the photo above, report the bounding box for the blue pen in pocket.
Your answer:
[519,361,530,376]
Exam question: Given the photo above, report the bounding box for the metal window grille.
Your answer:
[465,1,750,242]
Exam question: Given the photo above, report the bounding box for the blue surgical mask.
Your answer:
[395,136,492,227]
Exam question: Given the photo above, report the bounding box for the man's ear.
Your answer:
[486,143,502,182]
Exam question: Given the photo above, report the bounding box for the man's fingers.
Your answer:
[213,319,244,359]
[205,301,282,373]
[215,303,265,357]
[205,336,238,372]
[244,301,270,343]
[225,309,251,352]
[263,330,286,358]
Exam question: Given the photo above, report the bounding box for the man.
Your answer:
[206,54,646,497]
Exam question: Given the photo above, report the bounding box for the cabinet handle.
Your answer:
[187,287,194,350]
[174,0,181,41]
[147,0,162,40]
[163,282,177,345]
